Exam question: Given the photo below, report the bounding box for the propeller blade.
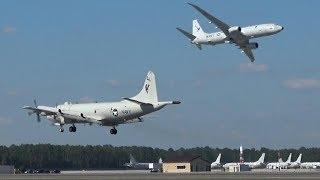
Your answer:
[36,114,41,122]
[33,99,38,108]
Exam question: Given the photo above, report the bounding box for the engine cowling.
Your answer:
[246,42,259,49]
[228,26,241,33]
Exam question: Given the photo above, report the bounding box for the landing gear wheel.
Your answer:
[69,126,77,132]
[110,128,117,135]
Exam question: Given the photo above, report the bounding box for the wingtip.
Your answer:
[187,2,197,8]
[172,101,181,104]
[187,2,194,6]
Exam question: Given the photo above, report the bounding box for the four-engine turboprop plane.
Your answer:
[177,3,284,62]
[22,71,180,135]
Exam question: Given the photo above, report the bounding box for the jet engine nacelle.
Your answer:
[246,42,259,49]
[228,26,241,33]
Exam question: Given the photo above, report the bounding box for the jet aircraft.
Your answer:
[223,153,265,169]
[23,71,180,134]
[177,3,284,62]
[266,153,292,169]
[288,154,302,169]
[243,153,266,169]
[211,153,222,169]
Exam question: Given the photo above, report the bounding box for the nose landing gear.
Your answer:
[69,125,77,132]
[110,127,117,135]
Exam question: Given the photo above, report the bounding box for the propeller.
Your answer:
[33,99,41,122]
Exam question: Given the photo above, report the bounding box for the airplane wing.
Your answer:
[23,106,102,124]
[241,47,255,62]
[22,106,57,116]
[188,3,230,36]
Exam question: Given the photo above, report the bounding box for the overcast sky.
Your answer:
[0,0,319,149]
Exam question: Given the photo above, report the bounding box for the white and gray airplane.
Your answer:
[22,71,180,134]
[266,153,292,169]
[211,153,222,169]
[301,161,320,169]
[177,3,284,62]
[223,153,265,169]
[289,154,302,169]
[124,154,163,171]
[244,153,266,169]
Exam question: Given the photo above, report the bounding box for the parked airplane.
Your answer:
[301,161,320,169]
[288,154,302,169]
[177,3,284,62]
[22,71,180,134]
[266,153,292,169]
[244,153,266,169]
[124,154,162,171]
[223,153,265,169]
[211,153,222,169]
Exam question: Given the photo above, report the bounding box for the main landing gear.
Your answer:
[110,127,117,135]
[59,125,64,132]
[69,125,77,132]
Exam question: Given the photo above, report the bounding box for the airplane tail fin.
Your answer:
[295,154,302,163]
[129,154,137,164]
[192,20,206,37]
[131,71,158,104]
[286,153,292,163]
[257,153,265,163]
[215,153,221,163]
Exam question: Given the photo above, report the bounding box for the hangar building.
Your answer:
[162,155,210,173]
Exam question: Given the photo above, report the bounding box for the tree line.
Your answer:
[0,144,319,170]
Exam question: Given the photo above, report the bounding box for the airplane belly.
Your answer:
[100,103,146,126]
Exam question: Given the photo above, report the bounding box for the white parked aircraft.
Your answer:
[177,3,284,62]
[266,153,292,169]
[301,161,320,169]
[211,153,222,169]
[22,71,180,134]
[223,153,265,169]
[289,154,302,169]
[244,153,266,169]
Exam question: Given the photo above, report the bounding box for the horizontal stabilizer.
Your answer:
[122,97,152,105]
[176,28,196,40]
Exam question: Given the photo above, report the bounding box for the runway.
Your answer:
[2,170,320,180]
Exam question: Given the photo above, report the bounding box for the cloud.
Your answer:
[284,78,320,90]
[3,26,16,33]
[238,63,268,73]
[0,116,12,125]
[106,79,121,87]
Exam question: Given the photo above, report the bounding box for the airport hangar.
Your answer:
[162,155,210,173]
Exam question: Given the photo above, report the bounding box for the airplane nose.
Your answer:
[281,26,284,30]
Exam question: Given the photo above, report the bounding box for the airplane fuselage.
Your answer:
[193,23,283,45]
[44,101,168,126]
